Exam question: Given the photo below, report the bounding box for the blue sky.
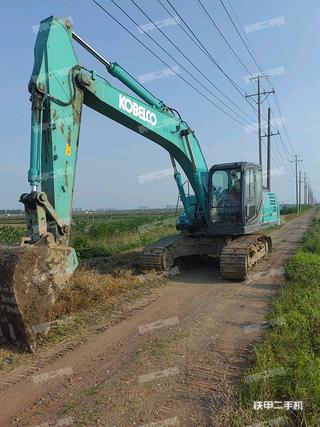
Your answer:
[0,0,319,209]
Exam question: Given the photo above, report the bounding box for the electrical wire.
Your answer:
[164,0,248,97]
[218,0,301,184]
[156,0,257,123]
[162,0,295,179]
[223,0,298,158]
[90,0,300,189]
[273,93,296,155]
[109,0,256,126]
[196,0,253,76]
[219,0,264,73]
[129,0,257,125]
[265,96,295,175]
[164,0,261,118]
[90,0,256,128]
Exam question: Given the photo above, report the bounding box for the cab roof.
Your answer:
[210,161,261,172]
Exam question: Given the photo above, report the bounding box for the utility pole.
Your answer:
[304,172,308,205]
[261,107,279,190]
[309,186,316,206]
[267,107,271,191]
[291,155,302,214]
[246,75,275,167]
[308,185,313,206]
[298,170,302,213]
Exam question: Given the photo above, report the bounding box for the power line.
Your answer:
[228,1,296,155]
[91,0,302,193]
[196,0,253,75]
[245,75,274,166]
[195,0,268,118]
[164,0,263,118]
[107,0,256,126]
[164,0,251,100]
[218,0,300,186]
[219,0,297,157]
[197,0,298,187]
[156,0,256,122]
[261,138,293,183]
[128,0,256,125]
[266,100,295,175]
[220,0,264,73]
[245,78,294,181]
[164,0,292,179]
[157,0,291,179]
[273,93,296,155]
[157,0,204,50]
[89,0,253,127]
[291,155,303,213]
[272,122,295,173]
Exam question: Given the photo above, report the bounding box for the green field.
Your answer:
[0,206,312,260]
[0,210,178,258]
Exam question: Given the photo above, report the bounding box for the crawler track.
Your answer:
[220,234,272,280]
[139,232,271,281]
[138,234,228,270]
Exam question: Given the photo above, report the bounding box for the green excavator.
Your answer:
[0,17,280,351]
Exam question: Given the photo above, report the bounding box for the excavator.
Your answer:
[0,17,280,351]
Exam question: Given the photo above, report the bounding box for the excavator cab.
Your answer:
[208,162,264,234]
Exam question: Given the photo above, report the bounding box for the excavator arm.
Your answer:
[25,16,209,250]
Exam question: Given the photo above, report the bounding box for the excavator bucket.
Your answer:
[0,244,77,352]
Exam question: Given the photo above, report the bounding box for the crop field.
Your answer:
[0,207,309,260]
[0,209,178,258]
[1,207,306,257]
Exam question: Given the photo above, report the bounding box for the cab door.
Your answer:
[244,167,261,224]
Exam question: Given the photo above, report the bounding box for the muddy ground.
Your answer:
[0,210,315,427]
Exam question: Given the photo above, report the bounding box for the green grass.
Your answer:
[70,213,177,259]
[227,215,320,426]
[0,225,25,244]
[280,205,311,215]
[0,211,178,258]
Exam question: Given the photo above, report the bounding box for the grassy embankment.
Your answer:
[225,212,320,426]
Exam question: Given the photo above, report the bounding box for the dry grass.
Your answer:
[53,268,145,318]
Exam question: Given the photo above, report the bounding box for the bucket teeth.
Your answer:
[0,245,77,352]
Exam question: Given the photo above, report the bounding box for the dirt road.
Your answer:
[0,211,315,427]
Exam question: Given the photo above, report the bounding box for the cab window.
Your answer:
[211,168,242,224]
[244,167,262,223]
